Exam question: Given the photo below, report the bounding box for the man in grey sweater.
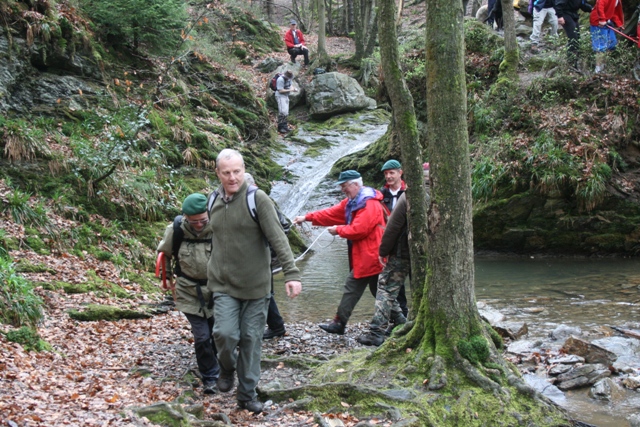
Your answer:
[206,149,302,413]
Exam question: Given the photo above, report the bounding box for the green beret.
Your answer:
[336,170,361,184]
[381,159,402,171]
[182,193,207,215]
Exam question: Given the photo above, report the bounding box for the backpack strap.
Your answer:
[206,190,219,216]
[172,215,184,277]
[246,185,259,224]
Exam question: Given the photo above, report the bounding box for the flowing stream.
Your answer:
[268,113,640,427]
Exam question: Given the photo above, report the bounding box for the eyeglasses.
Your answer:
[187,218,209,225]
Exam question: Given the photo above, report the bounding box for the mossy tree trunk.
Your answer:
[418,0,482,362]
[378,0,428,315]
[498,0,519,81]
[395,0,549,402]
[315,0,332,67]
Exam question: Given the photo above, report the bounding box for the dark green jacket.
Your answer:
[206,181,300,300]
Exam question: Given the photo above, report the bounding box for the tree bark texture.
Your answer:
[499,0,519,79]
[378,0,428,317]
[417,0,480,351]
[353,0,376,62]
[347,0,354,33]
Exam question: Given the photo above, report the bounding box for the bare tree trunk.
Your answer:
[352,0,376,62]
[265,0,274,20]
[326,0,334,35]
[378,0,427,314]
[499,0,519,81]
[395,0,404,26]
[317,0,330,61]
[347,0,355,33]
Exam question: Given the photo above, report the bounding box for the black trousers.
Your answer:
[184,313,220,382]
[288,47,309,65]
[562,14,580,66]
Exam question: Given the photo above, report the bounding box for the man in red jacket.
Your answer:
[589,0,624,73]
[293,170,386,335]
[284,20,310,66]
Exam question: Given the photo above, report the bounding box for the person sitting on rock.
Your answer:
[284,19,310,66]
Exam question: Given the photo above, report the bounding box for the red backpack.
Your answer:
[269,73,282,91]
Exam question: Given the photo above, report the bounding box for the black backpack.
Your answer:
[269,73,282,92]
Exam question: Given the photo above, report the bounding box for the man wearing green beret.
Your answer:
[157,193,219,394]
[380,159,408,322]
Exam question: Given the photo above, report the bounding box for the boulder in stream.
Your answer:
[588,377,625,402]
[562,336,617,366]
[305,72,376,119]
[555,363,611,390]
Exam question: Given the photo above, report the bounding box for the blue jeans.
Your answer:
[590,26,617,52]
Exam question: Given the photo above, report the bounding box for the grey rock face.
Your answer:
[306,72,376,119]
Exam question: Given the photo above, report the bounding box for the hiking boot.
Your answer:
[217,368,235,393]
[386,314,407,336]
[202,380,217,395]
[357,332,385,347]
[263,326,286,340]
[319,317,345,335]
[238,399,263,414]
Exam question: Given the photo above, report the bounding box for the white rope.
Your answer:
[271,228,330,274]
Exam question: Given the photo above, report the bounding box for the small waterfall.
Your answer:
[269,113,388,219]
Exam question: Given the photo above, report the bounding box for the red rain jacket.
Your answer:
[284,28,306,49]
[306,189,386,279]
[590,0,624,27]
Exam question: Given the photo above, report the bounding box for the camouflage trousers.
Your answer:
[369,256,410,336]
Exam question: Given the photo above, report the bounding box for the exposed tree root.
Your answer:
[258,382,405,408]
[261,355,327,370]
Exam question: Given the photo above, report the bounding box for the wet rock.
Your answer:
[593,336,640,355]
[477,301,506,324]
[622,375,640,390]
[494,321,528,339]
[507,339,543,355]
[548,355,585,365]
[556,363,611,391]
[613,355,640,373]
[550,325,582,341]
[589,378,624,402]
[562,336,617,366]
[523,374,566,404]
[628,413,640,427]
[548,364,573,376]
[522,307,545,314]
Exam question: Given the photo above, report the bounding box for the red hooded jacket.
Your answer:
[305,188,385,279]
[284,28,306,49]
[590,0,624,27]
